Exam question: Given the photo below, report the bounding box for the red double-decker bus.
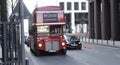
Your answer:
[29,6,67,56]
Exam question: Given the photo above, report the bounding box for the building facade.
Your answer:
[88,0,120,40]
[58,0,88,33]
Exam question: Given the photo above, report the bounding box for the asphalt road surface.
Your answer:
[25,44,120,65]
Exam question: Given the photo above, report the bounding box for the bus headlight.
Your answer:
[38,44,42,47]
[62,42,65,46]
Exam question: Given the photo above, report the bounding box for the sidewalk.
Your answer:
[80,38,120,48]
[66,33,120,48]
[0,41,1,58]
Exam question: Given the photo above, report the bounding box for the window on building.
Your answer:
[74,2,79,10]
[79,13,83,18]
[59,2,64,10]
[81,2,86,10]
[67,2,71,10]
[85,13,88,18]
[75,13,80,24]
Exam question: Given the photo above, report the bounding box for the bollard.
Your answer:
[97,39,98,44]
[25,58,29,65]
[92,39,94,44]
[85,36,86,44]
[102,39,103,45]
[113,40,115,46]
[88,36,91,49]
[107,40,108,45]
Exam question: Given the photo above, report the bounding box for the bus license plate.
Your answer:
[49,50,56,52]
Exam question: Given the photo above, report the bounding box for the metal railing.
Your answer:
[0,21,23,65]
[0,0,28,64]
[80,33,120,48]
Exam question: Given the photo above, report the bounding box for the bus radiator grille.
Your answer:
[45,41,59,52]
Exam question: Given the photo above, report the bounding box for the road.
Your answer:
[25,44,120,65]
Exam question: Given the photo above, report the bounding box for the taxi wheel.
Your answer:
[77,45,82,50]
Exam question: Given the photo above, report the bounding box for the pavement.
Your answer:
[66,33,120,48]
[81,38,120,48]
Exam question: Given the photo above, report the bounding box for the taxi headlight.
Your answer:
[78,42,81,44]
[62,42,65,46]
[66,41,69,44]
[38,44,42,47]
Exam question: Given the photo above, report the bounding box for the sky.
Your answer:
[23,0,58,13]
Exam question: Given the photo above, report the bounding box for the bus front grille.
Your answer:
[45,41,59,52]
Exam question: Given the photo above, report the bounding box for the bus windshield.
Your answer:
[37,26,49,36]
[37,25,63,36]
